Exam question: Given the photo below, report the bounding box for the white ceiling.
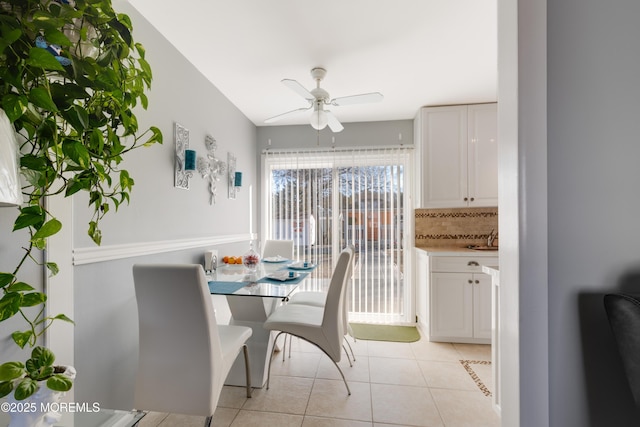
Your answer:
[127,0,497,129]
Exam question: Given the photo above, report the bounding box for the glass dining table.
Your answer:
[206,260,315,388]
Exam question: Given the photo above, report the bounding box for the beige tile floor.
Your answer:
[137,335,500,427]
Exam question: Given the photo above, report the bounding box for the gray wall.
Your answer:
[545,0,640,425]
[70,2,257,409]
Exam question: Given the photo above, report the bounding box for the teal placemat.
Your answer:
[208,281,248,294]
[257,271,309,285]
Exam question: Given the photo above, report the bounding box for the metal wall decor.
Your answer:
[228,152,237,199]
[174,122,191,189]
[197,135,226,205]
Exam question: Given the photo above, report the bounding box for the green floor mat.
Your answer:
[349,323,420,343]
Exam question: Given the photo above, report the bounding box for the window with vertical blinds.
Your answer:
[262,146,413,324]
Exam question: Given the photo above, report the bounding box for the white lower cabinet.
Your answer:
[419,252,497,344]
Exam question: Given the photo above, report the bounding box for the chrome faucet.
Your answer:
[487,229,497,247]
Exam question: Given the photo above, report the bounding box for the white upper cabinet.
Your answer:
[415,103,498,208]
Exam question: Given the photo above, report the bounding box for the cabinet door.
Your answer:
[467,103,498,206]
[420,106,468,208]
[473,273,492,339]
[415,250,429,330]
[430,272,473,339]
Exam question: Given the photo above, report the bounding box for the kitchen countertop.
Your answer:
[415,246,499,256]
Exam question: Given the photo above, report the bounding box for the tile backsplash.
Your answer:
[415,207,498,248]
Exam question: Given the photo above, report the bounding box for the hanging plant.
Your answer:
[0,0,162,403]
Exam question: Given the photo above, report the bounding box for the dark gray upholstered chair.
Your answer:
[604,293,640,407]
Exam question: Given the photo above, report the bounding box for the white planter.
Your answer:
[6,366,76,427]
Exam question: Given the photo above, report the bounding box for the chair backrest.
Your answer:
[262,239,294,259]
[604,293,640,407]
[322,246,355,360]
[133,264,223,416]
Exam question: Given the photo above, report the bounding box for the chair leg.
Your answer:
[327,355,351,396]
[266,332,285,390]
[268,332,351,395]
[344,336,356,362]
[342,344,353,367]
[204,416,212,427]
[242,344,252,398]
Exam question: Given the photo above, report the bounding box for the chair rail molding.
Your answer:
[73,233,255,265]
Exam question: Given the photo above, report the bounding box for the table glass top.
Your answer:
[207,263,302,298]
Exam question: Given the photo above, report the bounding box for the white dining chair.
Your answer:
[287,283,356,362]
[133,264,252,426]
[262,239,294,259]
[263,246,355,394]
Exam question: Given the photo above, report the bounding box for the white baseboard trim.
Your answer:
[73,233,255,265]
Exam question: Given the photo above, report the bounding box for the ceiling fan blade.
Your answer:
[330,92,384,106]
[282,79,314,100]
[325,110,344,133]
[264,106,311,124]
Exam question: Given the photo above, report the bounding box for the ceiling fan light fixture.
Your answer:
[310,108,328,130]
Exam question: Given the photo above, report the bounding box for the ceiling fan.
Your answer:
[264,67,383,133]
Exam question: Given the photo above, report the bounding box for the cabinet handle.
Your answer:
[467,261,480,266]
[463,197,468,201]
[468,279,473,284]
[475,280,480,284]
[470,197,475,202]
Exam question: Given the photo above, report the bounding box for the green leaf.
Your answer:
[0,362,24,382]
[47,374,72,392]
[32,219,62,240]
[13,206,45,231]
[0,27,22,48]
[13,378,38,400]
[0,293,21,322]
[20,154,49,172]
[144,126,163,146]
[43,29,71,47]
[64,178,88,197]
[31,347,55,367]
[28,87,59,112]
[90,129,105,153]
[119,170,133,192]
[45,262,59,276]
[52,314,74,324]
[0,273,15,288]
[134,42,146,58]
[88,221,101,245]
[62,138,90,167]
[27,47,65,72]
[62,105,89,132]
[12,331,34,349]
[20,292,47,308]
[0,381,14,399]
[2,94,28,122]
[6,282,34,292]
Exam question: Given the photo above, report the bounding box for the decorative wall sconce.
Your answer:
[174,122,192,189]
[228,152,237,200]
[197,135,226,205]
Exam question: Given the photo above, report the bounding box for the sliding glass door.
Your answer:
[263,147,413,324]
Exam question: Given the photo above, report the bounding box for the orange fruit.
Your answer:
[235,257,243,264]
[228,256,235,264]
[222,256,229,263]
